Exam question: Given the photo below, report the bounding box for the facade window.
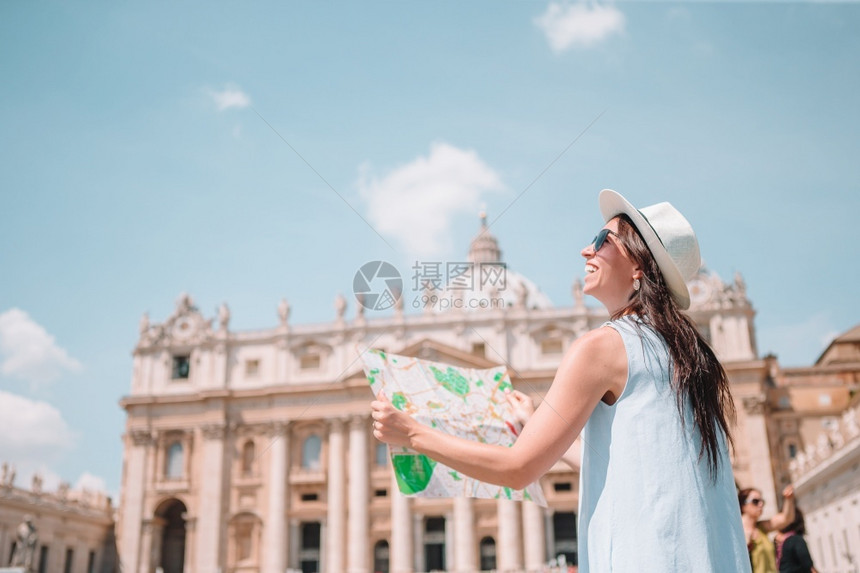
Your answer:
[301,492,318,502]
[375,442,388,467]
[87,550,96,573]
[787,443,798,459]
[479,537,497,571]
[166,441,184,479]
[541,339,563,355]
[374,489,387,497]
[235,522,253,562]
[300,354,321,370]
[471,342,486,357]
[299,522,321,573]
[64,548,74,573]
[171,355,190,379]
[553,481,572,492]
[241,440,255,476]
[38,545,49,573]
[245,359,260,377]
[424,517,446,572]
[373,540,390,573]
[302,434,322,470]
[158,499,187,573]
[553,511,577,565]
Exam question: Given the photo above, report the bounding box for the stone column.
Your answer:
[348,416,370,573]
[138,518,155,573]
[445,510,455,572]
[413,514,425,573]
[184,516,197,573]
[289,519,300,571]
[196,424,226,573]
[453,497,477,572]
[742,396,778,509]
[263,422,290,573]
[327,418,347,573]
[276,337,289,382]
[543,511,555,565]
[213,339,229,388]
[522,501,546,572]
[496,498,522,572]
[120,429,152,573]
[390,472,413,573]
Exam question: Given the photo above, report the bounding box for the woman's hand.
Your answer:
[505,389,536,426]
[371,392,419,448]
[782,485,794,500]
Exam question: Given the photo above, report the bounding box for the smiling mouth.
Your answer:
[585,263,597,274]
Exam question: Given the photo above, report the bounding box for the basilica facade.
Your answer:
[117,219,801,573]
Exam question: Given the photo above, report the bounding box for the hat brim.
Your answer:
[598,189,691,310]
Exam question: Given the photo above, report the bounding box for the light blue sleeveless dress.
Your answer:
[578,315,750,572]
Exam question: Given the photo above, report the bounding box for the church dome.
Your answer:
[468,212,502,264]
[430,213,553,312]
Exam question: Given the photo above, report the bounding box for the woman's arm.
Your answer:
[760,485,796,532]
[558,438,582,471]
[371,326,626,490]
[506,389,581,471]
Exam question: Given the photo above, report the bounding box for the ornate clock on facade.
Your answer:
[171,316,195,340]
[688,278,712,306]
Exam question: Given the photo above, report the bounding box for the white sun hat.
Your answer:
[598,189,701,310]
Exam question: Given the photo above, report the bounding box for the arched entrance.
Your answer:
[155,498,187,573]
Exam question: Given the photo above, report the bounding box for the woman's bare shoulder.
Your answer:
[558,324,626,379]
[567,324,624,355]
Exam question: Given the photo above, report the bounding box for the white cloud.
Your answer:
[534,2,625,52]
[208,84,251,111]
[0,389,75,463]
[74,471,108,493]
[358,142,505,258]
[0,308,82,385]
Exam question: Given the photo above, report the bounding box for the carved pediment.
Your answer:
[138,293,213,349]
[529,322,575,341]
[291,339,334,356]
[396,338,501,369]
[341,338,501,383]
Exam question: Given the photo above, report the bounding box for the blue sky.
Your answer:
[1,1,858,496]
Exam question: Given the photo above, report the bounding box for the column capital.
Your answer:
[349,414,368,428]
[742,395,766,415]
[201,422,228,440]
[142,517,167,531]
[265,421,291,437]
[129,428,156,446]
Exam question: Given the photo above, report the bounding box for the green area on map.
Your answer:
[430,365,470,397]
[392,454,437,494]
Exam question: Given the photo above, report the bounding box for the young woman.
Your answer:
[776,506,816,573]
[371,189,750,572]
[739,485,796,573]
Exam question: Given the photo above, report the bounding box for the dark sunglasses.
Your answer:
[591,228,618,253]
[746,498,765,507]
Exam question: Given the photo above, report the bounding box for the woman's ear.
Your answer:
[632,269,644,280]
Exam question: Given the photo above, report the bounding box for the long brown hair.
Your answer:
[613,214,736,479]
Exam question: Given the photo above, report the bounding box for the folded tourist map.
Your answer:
[362,349,547,507]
